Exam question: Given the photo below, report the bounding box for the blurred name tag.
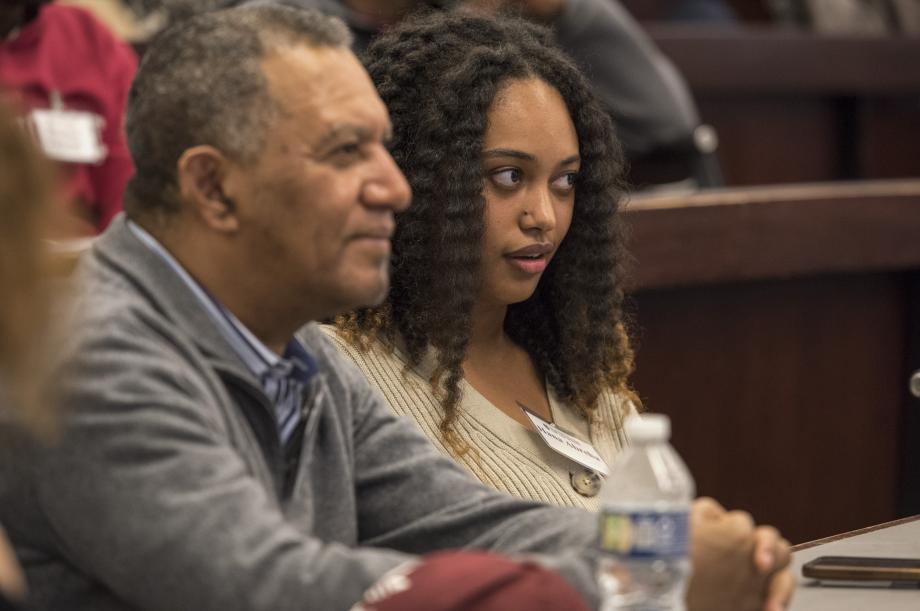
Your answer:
[523,409,609,476]
[30,108,106,163]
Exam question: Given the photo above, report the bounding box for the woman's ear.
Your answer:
[176,145,240,233]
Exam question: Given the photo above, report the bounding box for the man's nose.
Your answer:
[363,147,411,212]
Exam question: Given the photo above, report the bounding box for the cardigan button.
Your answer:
[570,470,601,497]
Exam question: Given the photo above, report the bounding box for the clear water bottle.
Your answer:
[597,414,695,610]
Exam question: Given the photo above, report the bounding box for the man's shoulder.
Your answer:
[298,323,398,417]
[314,325,435,407]
[316,323,375,358]
[60,247,196,375]
[69,247,158,328]
[315,325,409,374]
[298,322,339,359]
[298,323,368,382]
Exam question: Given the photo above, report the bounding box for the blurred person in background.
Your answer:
[0,98,57,609]
[118,0,228,26]
[233,0,709,185]
[56,0,165,41]
[667,0,737,22]
[0,0,137,235]
[769,0,920,33]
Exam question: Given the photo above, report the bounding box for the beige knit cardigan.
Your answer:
[324,326,635,512]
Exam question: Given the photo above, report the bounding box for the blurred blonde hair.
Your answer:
[0,100,55,436]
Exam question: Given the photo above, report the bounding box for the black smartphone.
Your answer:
[802,556,920,584]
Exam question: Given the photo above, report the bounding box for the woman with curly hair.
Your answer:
[328,10,635,510]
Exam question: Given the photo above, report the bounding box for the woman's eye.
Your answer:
[552,172,577,192]
[491,168,522,188]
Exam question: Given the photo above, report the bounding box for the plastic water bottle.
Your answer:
[597,414,695,610]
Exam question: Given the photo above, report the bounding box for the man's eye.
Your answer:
[491,168,522,188]
[334,142,362,156]
[552,172,577,192]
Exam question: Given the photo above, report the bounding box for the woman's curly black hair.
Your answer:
[337,10,635,455]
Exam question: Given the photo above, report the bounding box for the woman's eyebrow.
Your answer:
[482,148,535,161]
[482,149,581,166]
[559,154,581,166]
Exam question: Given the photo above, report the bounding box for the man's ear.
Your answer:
[176,145,240,233]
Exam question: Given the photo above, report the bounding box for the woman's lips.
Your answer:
[507,243,553,257]
[505,242,553,274]
[505,253,548,274]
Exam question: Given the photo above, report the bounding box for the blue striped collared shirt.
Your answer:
[127,221,315,445]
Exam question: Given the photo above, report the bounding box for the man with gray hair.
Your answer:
[0,7,605,610]
[0,5,790,611]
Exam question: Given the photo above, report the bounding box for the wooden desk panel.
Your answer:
[862,99,920,179]
[696,97,841,186]
[630,275,904,543]
[623,181,920,543]
[793,515,920,551]
[624,181,920,290]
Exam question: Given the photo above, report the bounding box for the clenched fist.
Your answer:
[688,498,794,611]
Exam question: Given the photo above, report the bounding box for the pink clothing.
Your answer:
[0,3,137,233]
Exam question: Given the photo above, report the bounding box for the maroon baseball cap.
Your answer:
[351,550,591,611]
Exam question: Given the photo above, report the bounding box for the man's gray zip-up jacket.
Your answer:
[0,215,600,610]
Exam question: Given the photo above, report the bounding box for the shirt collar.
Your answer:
[126,220,315,384]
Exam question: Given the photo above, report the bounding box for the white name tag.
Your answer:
[30,108,106,164]
[523,409,609,476]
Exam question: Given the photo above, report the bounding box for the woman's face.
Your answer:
[477,77,579,308]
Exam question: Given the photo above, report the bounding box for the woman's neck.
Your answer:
[463,300,553,426]
[467,301,508,355]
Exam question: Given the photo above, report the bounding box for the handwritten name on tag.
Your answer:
[31,108,106,164]
[523,408,609,476]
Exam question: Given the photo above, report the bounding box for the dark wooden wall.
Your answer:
[623,181,920,543]
[645,27,920,186]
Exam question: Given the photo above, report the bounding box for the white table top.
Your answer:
[789,517,920,610]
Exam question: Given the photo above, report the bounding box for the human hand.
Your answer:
[687,498,793,611]
[751,522,794,611]
[461,0,567,23]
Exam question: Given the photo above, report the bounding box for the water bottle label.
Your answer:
[598,509,690,559]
